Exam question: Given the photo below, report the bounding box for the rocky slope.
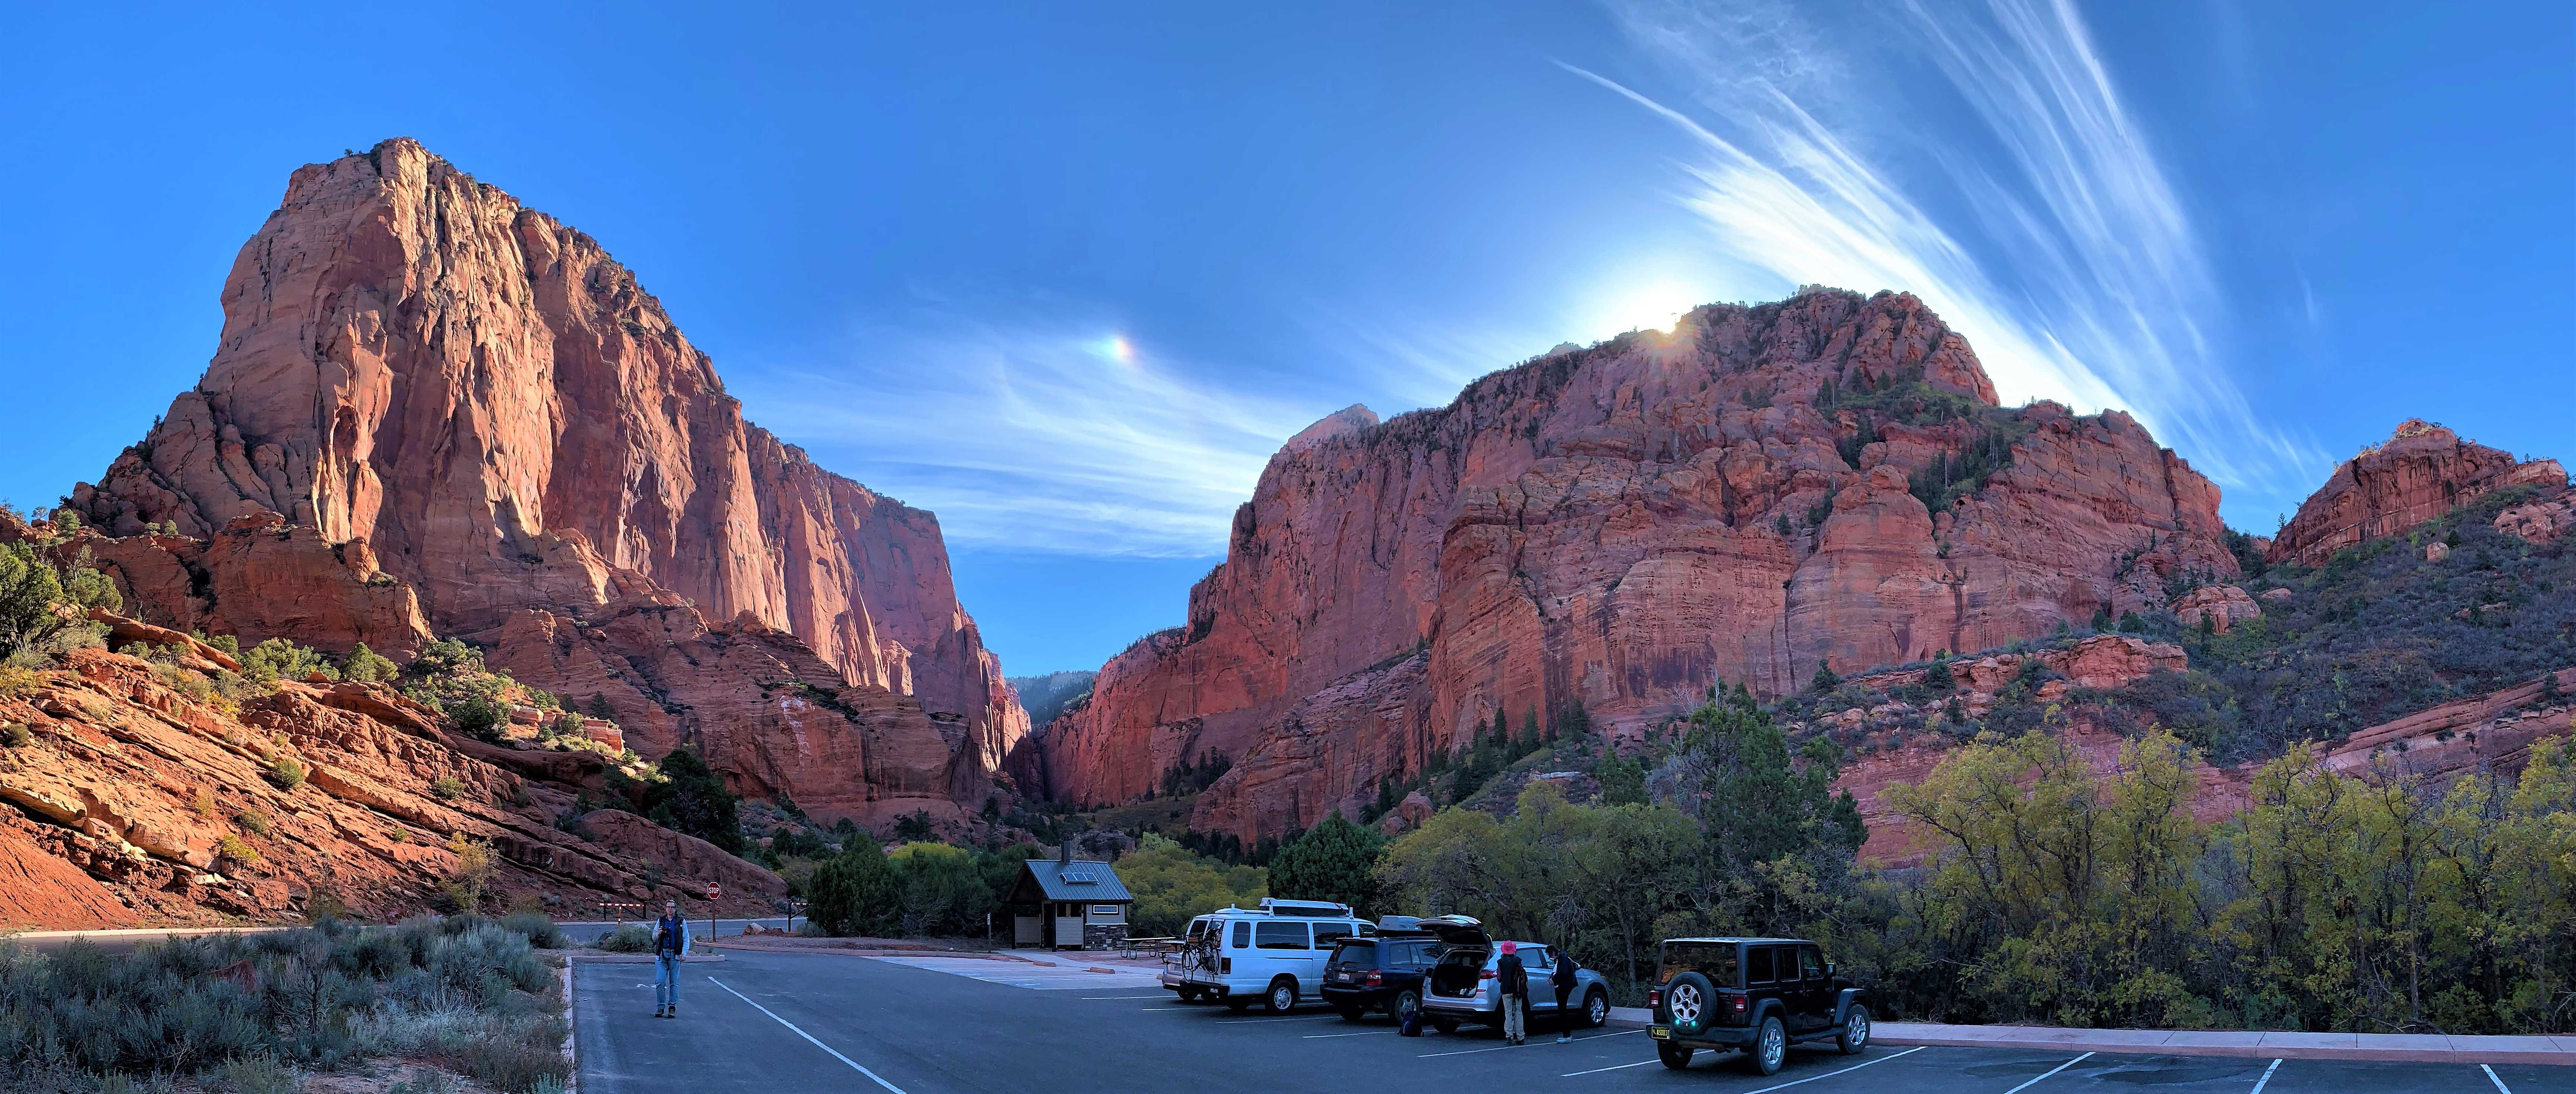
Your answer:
[67,139,1023,824]
[0,638,787,930]
[1034,290,2241,838]
[2267,419,2567,566]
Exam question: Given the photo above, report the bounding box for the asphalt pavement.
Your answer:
[556,917,801,946]
[572,950,2573,1094]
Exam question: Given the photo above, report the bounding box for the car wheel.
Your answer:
[1430,1017,1460,1034]
[1583,989,1609,1029]
[1745,1015,1786,1076]
[1663,971,1717,1036]
[1177,987,1201,1003]
[1658,1044,1693,1070]
[1264,979,1297,1014]
[1394,988,1420,1017]
[1837,1004,1870,1055]
[1337,1005,1363,1021]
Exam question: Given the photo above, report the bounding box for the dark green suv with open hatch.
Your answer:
[1648,937,1870,1075]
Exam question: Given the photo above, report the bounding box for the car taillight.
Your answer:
[1729,994,1747,1015]
[1366,972,1383,986]
[1648,989,1662,1008]
[1220,957,1231,973]
[1479,969,1497,979]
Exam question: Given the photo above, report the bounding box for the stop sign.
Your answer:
[707,881,721,900]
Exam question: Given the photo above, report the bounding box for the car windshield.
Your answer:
[1657,942,1739,988]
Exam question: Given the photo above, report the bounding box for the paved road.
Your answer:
[556,917,802,946]
[573,950,2572,1094]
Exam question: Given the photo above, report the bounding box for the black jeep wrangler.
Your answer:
[1647,937,1870,1075]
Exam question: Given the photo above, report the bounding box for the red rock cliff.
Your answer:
[1034,290,2238,838]
[71,139,1024,817]
[2267,419,2567,567]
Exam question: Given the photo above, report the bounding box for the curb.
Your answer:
[558,963,579,1094]
[1872,1023,2576,1066]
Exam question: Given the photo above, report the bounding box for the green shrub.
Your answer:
[268,754,308,791]
[219,833,262,864]
[593,925,653,953]
[1,722,28,748]
[499,913,564,950]
[242,637,337,684]
[340,643,398,684]
[429,775,469,801]
[235,810,272,835]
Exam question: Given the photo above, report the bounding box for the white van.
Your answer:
[1160,899,1376,1013]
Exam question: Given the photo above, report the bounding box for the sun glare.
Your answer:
[1102,334,1136,362]
[1615,282,1701,334]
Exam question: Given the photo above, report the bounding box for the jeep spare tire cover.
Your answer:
[1664,971,1718,1036]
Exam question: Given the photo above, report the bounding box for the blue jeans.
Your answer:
[656,953,679,1008]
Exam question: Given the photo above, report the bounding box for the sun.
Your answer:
[1613,282,1703,334]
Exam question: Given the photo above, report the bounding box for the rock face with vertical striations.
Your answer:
[1031,290,2240,838]
[70,139,1023,824]
[2266,419,2568,567]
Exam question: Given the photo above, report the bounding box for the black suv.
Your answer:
[1648,937,1869,1075]
[1319,915,1480,1020]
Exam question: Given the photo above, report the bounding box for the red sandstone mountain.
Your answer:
[69,139,1023,825]
[1031,290,2241,838]
[0,634,788,930]
[2267,419,2566,566]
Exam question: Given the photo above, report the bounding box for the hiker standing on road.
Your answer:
[1551,951,1579,1042]
[653,899,689,1019]
[1495,940,1529,1046]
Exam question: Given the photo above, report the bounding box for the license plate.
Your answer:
[1335,972,1351,982]
[1649,1025,1670,1040]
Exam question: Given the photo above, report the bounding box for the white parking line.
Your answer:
[1304,1030,1395,1038]
[1563,1043,1926,1084]
[708,976,906,1094]
[1082,995,1168,999]
[2003,1051,2093,1094]
[1420,1029,1640,1058]
[2483,1064,2512,1094]
[2248,1058,2282,1094]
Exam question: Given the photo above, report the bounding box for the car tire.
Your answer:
[1263,979,1297,1014]
[1337,1005,1363,1021]
[1430,1017,1460,1035]
[1745,1015,1787,1076]
[1582,989,1609,1029]
[1658,1044,1693,1070]
[1393,988,1420,1017]
[1177,987,1202,1003]
[1663,971,1718,1036]
[1836,1004,1870,1055]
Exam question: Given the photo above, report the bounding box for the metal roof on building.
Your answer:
[1024,858,1133,902]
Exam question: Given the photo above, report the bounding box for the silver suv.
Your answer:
[1421,940,1611,1034]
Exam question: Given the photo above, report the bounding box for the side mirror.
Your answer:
[1825,962,1836,978]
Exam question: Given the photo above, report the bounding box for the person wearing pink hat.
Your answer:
[1495,940,1529,1045]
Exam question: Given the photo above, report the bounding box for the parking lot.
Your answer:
[573,950,2570,1093]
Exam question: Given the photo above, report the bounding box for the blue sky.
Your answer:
[2,2,2568,676]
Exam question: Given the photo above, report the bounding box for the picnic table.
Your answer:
[1121,936,1178,959]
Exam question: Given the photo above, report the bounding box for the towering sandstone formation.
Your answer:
[2267,419,2568,566]
[1033,290,2240,838]
[71,140,1023,824]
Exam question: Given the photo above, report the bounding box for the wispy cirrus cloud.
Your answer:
[733,320,1322,557]
[1588,0,2324,493]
